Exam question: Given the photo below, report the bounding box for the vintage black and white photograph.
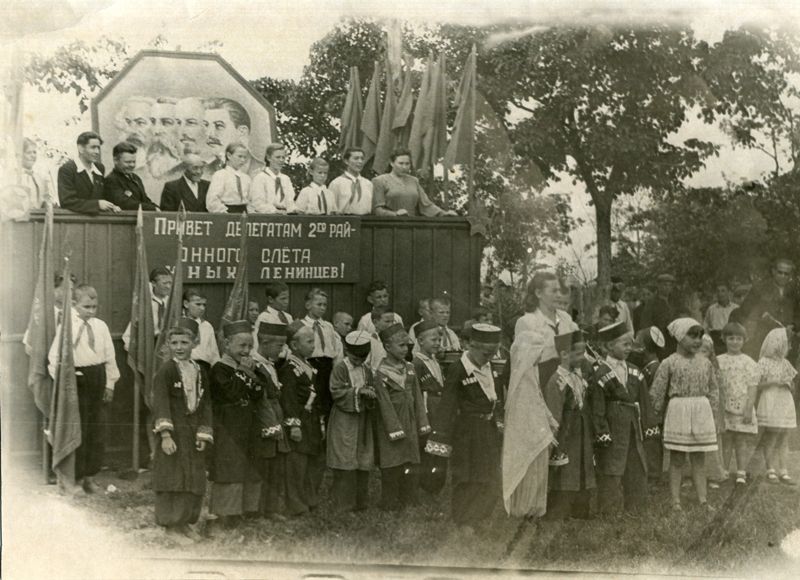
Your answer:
[2,1,800,578]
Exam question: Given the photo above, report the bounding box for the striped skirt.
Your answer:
[663,396,718,453]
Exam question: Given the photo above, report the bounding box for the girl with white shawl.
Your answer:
[503,330,558,518]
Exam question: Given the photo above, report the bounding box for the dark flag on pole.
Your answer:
[219,211,250,338]
[361,63,382,163]
[24,201,56,416]
[48,257,81,483]
[392,65,414,150]
[444,45,477,171]
[339,66,363,154]
[152,206,187,407]
[410,53,448,175]
[373,56,398,175]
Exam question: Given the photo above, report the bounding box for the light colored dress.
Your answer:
[650,353,719,453]
[755,328,797,431]
[371,173,444,216]
[717,353,759,434]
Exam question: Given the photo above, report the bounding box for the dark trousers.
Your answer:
[598,431,648,514]
[380,463,418,511]
[155,491,203,527]
[644,435,664,480]
[284,451,325,515]
[546,490,592,520]
[452,481,498,526]
[75,365,106,480]
[259,454,286,515]
[331,469,370,511]
[419,437,447,495]
[308,357,334,417]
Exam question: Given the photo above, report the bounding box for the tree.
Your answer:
[479,26,719,289]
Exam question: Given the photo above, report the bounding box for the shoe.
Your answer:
[708,481,720,490]
[779,475,797,486]
[82,477,101,494]
[182,524,203,542]
[767,471,780,484]
[671,503,683,512]
[735,472,747,486]
[699,502,716,512]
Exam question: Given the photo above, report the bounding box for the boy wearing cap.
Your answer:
[251,322,290,519]
[425,324,505,529]
[151,319,213,542]
[279,321,326,516]
[588,321,659,515]
[412,320,447,495]
[207,320,264,531]
[374,323,430,511]
[543,330,595,520]
[327,330,378,512]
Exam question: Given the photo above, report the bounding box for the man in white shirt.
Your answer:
[704,283,738,352]
[48,284,119,495]
[122,266,172,349]
[328,148,373,215]
[356,280,404,334]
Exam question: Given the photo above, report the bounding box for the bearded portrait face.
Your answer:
[175,97,208,156]
[146,99,181,179]
[114,96,154,156]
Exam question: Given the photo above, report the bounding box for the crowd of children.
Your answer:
[45,270,798,543]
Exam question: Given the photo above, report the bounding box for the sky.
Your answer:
[5,0,800,277]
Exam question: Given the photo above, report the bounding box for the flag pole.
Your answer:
[132,374,140,471]
[468,44,477,213]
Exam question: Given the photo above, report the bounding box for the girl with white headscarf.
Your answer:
[756,327,797,485]
[503,330,558,517]
[650,318,720,511]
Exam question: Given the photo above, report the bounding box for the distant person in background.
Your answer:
[329,148,373,215]
[206,143,253,214]
[372,149,457,217]
[632,286,654,332]
[249,143,296,214]
[608,276,634,334]
[357,280,404,335]
[58,132,120,215]
[247,301,260,332]
[704,283,739,354]
[407,299,432,343]
[160,154,209,212]
[420,296,461,354]
[738,258,797,358]
[639,274,678,356]
[333,312,354,340]
[104,142,159,211]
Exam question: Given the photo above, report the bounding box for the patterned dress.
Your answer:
[717,353,759,434]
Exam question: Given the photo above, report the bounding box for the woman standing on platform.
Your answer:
[514,272,578,389]
[371,149,457,217]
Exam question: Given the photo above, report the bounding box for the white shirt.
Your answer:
[367,332,387,372]
[329,172,373,215]
[190,318,220,366]
[301,315,343,360]
[461,351,497,402]
[206,165,252,213]
[356,311,404,335]
[295,182,338,215]
[605,355,628,386]
[74,156,103,184]
[249,168,296,214]
[48,309,120,391]
[183,176,199,198]
[122,293,169,350]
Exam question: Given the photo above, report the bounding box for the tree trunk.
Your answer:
[595,194,613,291]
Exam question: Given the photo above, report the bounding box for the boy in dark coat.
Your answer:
[426,324,505,529]
[278,321,325,516]
[543,330,595,520]
[588,321,660,515]
[208,320,263,530]
[152,319,213,542]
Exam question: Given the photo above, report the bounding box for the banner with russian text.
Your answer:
[143,213,361,284]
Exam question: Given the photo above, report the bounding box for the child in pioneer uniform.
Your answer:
[251,322,291,519]
[374,323,430,511]
[279,321,326,515]
[650,318,721,511]
[182,288,220,371]
[327,330,378,512]
[151,319,213,542]
[589,321,659,515]
[543,329,596,520]
[207,320,263,530]
[300,288,342,416]
[412,320,447,495]
[425,324,505,528]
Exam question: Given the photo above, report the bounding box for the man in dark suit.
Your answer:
[738,258,798,357]
[639,273,679,357]
[159,153,209,212]
[57,132,120,215]
[104,142,159,211]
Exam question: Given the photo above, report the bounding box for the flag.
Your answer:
[338,67,363,154]
[127,207,156,411]
[373,57,397,175]
[361,63,382,163]
[24,202,55,416]
[408,54,434,170]
[48,258,81,481]
[386,19,403,85]
[445,46,477,170]
[219,212,250,337]
[392,67,414,149]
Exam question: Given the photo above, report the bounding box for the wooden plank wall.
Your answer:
[0,211,482,467]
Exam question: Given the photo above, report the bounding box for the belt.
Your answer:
[225,203,247,213]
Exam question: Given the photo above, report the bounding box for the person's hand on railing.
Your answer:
[98,200,121,213]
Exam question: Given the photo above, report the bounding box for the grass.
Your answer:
[67,450,800,577]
